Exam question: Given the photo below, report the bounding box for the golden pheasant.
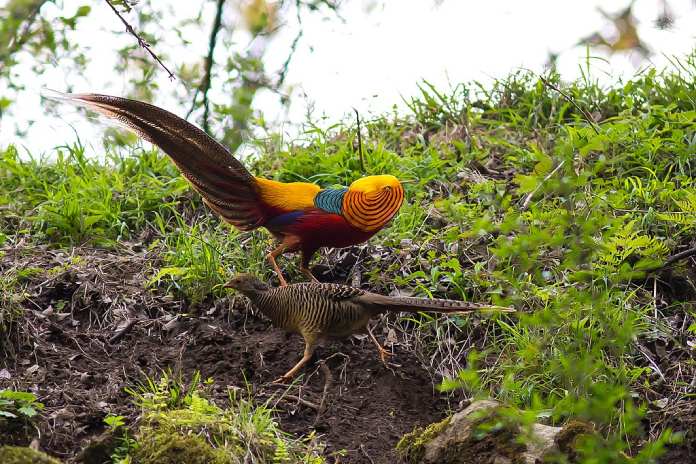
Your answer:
[224,273,514,382]
[46,92,405,285]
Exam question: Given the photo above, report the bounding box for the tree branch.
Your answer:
[1,0,50,65]
[103,0,176,80]
[276,28,303,87]
[200,0,226,134]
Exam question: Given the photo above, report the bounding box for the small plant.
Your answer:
[104,414,137,463]
[0,390,44,445]
[0,390,43,421]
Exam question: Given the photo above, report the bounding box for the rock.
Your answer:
[396,400,590,464]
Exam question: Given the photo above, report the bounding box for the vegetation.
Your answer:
[110,371,325,463]
[1,51,695,461]
[0,389,44,444]
[0,446,61,464]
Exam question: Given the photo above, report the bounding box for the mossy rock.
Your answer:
[549,420,595,463]
[396,416,451,463]
[133,431,233,464]
[395,400,536,464]
[0,446,62,464]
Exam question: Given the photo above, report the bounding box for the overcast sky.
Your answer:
[2,0,695,157]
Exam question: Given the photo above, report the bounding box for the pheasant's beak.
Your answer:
[223,281,236,289]
[400,179,417,185]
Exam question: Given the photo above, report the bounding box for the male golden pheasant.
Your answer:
[47,92,405,285]
[225,273,514,382]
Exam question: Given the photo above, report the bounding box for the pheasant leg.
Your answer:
[273,338,317,383]
[366,323,391,366]
[267,243,288,287]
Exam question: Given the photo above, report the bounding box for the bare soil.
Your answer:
[0,243,449,463]
[2,243,693,463]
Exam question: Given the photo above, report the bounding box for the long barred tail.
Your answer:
[42,90,268,230]
[368,293,514,314]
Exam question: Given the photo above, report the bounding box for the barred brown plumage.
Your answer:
[225,273,514,382]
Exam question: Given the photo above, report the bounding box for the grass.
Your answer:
[112,371,326,464]
[2,49,696,461]
[0,142,190,247]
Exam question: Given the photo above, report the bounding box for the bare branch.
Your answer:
[353,108,366,174]
[538,74,600,135]
[644,246,696,273]
[277,28,303,87]
[2,0,49,64]
[186,0,225,129]
[103,0,176,80]
[200,0,226,134]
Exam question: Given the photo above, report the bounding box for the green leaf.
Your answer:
[0,390,37,402]
[76,5,92,17]
[514,174,539,194]
[18,405,37,417]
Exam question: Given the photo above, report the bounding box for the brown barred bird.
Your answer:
[45,91,405,286]
[225,273,514,382]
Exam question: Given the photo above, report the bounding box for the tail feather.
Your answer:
[361,292,514,314]
[43,90,267,230]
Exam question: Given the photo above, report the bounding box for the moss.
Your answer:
[550,420,595,463]
[0,446,61,464]
[133,430,233,464]
[395,416,451,464]
[395,407,529,464]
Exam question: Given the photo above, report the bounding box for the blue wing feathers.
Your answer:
[314,188,346,215]
[266,210,306,228]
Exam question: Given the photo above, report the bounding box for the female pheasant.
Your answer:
[48,92,405,285]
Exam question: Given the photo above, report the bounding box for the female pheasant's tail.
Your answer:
[42,90,267,230]
[361,292,514,315]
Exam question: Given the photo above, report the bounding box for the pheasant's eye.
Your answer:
[384,185,392,192]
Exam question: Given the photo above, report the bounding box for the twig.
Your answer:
[538,75,599,134]
[313,360,333,426]
[519,159,566,211]
[359,444,375,464]
[644,246,696,273]
[283,394,320,410]
[636,343,666,383]
[277,2,303,88]
[108,318,139,344]
[196,0,226,133]
[103,0,176,80]
[2,0,49,64]
[353,108,366,173]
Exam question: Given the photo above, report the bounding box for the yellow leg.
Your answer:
[366,323,391,366]
[274,336,318,383]
[267,243,288,287]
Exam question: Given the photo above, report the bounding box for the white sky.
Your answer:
[2,0,696,157]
